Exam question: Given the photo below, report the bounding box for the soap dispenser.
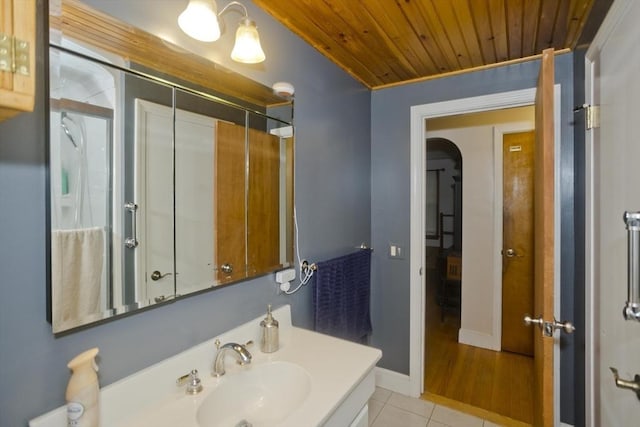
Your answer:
[66,347,100,427]
[260,304,279,353]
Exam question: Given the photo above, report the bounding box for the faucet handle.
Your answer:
[176,369,203,395]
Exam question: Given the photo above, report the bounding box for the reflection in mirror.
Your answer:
[48,2,293,333]
[49,47,117,331]
[129,81,176,305]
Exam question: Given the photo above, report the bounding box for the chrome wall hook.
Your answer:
[610,367,640,400]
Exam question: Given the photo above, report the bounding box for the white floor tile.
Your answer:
[371,404,429,427]
[427,420,450,427]
[371,387,393,403]
[482,421,503,427]
[368,399,384,426]
[430,405,484,427]
[387,392,435,418]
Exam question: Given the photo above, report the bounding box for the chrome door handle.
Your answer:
[154,294,179,303]
[124,202,138,248]
[220,263,233,274]
[150,270,172,281]
[524,315,575,337]
[623,211,640,322]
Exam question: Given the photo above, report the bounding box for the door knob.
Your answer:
[524,315,575,337]
[503,248,524,258]
[150,270,172,281]
[220,263,233,274]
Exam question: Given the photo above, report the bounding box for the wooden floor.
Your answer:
[421,268,534,426]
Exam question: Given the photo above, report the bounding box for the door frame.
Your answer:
[409,85,562,422]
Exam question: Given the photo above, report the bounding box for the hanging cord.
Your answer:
[283,205,315,294]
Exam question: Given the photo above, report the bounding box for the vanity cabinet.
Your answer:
[0,0,35,122]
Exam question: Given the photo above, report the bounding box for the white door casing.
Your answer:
[408,85,562,425]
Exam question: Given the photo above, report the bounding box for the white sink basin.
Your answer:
[196,361,311,427]
[30,306,382,427]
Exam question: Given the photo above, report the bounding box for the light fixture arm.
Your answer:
[178,0,265,63]
[217,1,250,20]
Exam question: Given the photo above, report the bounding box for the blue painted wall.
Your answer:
[0,1,583,425]
[370,54,577,422]
[0,2,371,425]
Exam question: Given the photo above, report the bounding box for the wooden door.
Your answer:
[532,47,555,427]
[215,121,247,284]
[247,128,281,276]
[501,131,535,356]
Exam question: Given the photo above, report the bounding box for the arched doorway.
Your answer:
[425,138,462,324]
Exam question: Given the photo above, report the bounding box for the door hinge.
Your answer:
[0,32,30,76]
[586,105,600,130]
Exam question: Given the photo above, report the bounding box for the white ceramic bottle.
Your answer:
[66,347,100,427]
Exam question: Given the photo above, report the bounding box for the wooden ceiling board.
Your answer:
[467,0,497,64]
[264,0,388,86]
[385,1,450,74]
[252,0,606,89]
[333,2,421,82]
[450,1,485,67]
[551,0,571,49]
[487,0,509,63]
[522,0,543,56]
[506,0,524,59]
[359,2,438,79]
[536,0,560,52]
[565,0,595,47]
[428,0,473,70]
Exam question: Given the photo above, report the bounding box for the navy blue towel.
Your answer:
[312,249,372,343]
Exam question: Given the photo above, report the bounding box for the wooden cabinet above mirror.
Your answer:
[0,0,36,121]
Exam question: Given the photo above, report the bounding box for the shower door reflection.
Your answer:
[50,103,113,331]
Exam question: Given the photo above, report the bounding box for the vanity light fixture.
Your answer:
[178,0,266,64]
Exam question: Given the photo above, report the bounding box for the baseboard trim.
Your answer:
[560,423,574,427]
[458,328,499,351]
[374,367,415,397]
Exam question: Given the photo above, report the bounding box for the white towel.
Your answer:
[51,227,104,331]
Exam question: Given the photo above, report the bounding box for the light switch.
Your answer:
[389,243,403,259]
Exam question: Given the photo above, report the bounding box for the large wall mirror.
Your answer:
[48,0,294,333]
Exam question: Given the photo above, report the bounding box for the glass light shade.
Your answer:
[178,0,221,42]
[231,19,266,63]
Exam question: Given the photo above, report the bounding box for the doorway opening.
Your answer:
[422,108,536,424]
[425,138,462,325]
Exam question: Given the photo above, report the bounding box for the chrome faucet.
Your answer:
[212,342,252,377]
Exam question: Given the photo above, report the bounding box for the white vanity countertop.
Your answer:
[30,305,382,427]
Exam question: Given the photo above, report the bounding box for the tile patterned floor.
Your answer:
[369,387,502,427]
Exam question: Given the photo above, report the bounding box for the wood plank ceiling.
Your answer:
[252,0,597,89]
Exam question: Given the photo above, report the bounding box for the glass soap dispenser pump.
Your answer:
[260,304,279,353]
